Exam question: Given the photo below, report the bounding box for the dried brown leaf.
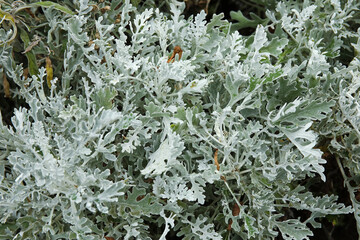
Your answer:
[232,203,240,216]
[104,237,115,240]
[22,36,41,54]
[167,46,183,63]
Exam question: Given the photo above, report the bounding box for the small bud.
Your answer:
[90,4,99,12]
[95,32,100,39]
[101,6,111,13]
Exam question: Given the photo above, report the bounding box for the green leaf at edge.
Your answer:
[19,28,39,76]
[31,1,75,15]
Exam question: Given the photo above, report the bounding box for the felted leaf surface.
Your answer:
[141,128,184,176]
[276,219,313,240]
[118,188,162,217]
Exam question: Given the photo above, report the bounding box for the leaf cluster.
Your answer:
[0,0,360,239]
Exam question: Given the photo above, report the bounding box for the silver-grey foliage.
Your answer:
[0,0,359,239]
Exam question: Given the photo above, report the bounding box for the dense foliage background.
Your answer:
[1,0,360,239]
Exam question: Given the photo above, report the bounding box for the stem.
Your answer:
[47,193,59,226]
[223,180,242,208]
[238,169,252,175]
[283,28,297,44]
[335,155,360,235]
[243,0,266,12]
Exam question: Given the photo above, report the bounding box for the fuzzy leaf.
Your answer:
[276,219,313,240]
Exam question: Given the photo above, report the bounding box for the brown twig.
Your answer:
[214,148,220,171]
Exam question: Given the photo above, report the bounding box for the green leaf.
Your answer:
[92,87,117,110]
[118,188,162,217]
[271,98,335,126]
[31,1,75,15]
[130,0,142,7]
[230,11,268,32]
[206,13,226,32]
[19,28,39,76]
[244,214,259,238]
[144,102,168,118]
[249,69,283,92]
[260,37,289,57]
